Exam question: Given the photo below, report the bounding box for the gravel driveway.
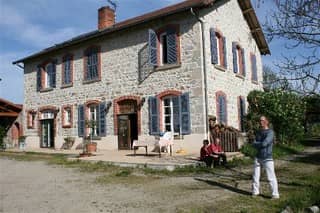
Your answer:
[0,158,242,213]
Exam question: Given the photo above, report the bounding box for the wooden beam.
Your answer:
[0,112,19,117]
[243,8,253,14]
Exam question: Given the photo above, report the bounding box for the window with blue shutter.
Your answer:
[239,96,246,132]
[149,96,159,135]
[222,36,227,68]
[148,29,158,66]
[251,54,258,82]
[51,61,56,88]
[63,55,72,85]
[85,47,99,81]
[232,42,238,73]
[210,28,218,64]
[217,94,227,124]
[36,66,42,91]
[166,28,177,64]
[99,102,106,137]
[78,105,85,137]
[241,48,246,76]
[180,92,191,135]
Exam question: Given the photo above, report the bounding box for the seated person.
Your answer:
[208,137,227,167]
[200,139,213,167]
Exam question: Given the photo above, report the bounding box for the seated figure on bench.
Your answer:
[208,137,227,167]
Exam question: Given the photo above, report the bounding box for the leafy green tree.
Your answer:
[246,90,306,144]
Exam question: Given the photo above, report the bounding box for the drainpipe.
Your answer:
[190,8,209,139]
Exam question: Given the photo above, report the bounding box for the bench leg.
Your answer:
[170,145,172,156]
[134,147,136,156]
[145,146,148,156]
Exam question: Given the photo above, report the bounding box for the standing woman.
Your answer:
[252,116,280,199]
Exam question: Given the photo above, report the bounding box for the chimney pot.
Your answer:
[98,6,115,30]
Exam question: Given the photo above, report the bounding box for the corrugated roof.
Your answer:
[13,0,269,64]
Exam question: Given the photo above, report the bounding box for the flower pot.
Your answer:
[86,143,97,153]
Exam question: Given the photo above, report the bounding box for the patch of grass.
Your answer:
[142,165,215,176]
[115,169,132,177]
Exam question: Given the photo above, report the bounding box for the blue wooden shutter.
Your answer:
[218,95,227,124]
[167,28,177,64]
[78,105,85,137]
[222,36,227,68]
[241,48,246,76]
[148,29,157,66]
[98,102,106,137]
[251,54,257,81]
[210,28,218,64]
[232,42,238,73]
[51,62,56,88]
[148,96,159,135]
[239,97,246,132]
[180,92,191,135]
[36,66,41,91]
[92,51,98,79]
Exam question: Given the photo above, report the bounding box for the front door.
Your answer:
[41,119,54,148]
[118,115,131,150]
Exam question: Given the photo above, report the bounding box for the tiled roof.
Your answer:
[13,0,269,64]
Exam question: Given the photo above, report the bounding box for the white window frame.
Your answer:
[162,96,179,134]
[64,107,71,126]
[216,35,221,66]
[159,32,167,66]
[88,105,98,136]
[44,63,53,88]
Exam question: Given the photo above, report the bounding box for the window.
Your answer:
[162,96,180,133]
[216,92,227,124]
[78,102,106,137]
[210,28,227,68]
[238,96,246,132]
[84,46,100,82]
[232,42,246,76]
[27,110,36,129]
[37,60,56,91]
[62,54,73,86]
[251,53,258,82]
[148,26,180,66]
[88,105,98,136]
[62,106,72,128]
[148,92,190,135]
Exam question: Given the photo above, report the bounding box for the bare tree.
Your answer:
[262,0,320,96]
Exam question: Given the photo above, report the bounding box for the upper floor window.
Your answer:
[62,54,73,86]
[232,42,246,76]
[216,91,227,125]
[62,106,72,128]
[210,28,227,68]
[84,46,101,82]
[148,25,180,67]
[37,60,56,91]
[251,53,258,82]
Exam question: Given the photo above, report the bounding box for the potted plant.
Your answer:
[84,119,98,153]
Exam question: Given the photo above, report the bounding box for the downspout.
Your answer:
[190,8,209,139]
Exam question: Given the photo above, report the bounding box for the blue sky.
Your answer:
[0,0,279,104]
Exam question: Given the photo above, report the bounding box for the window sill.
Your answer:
[62,125,72,128]
[27,126,35,129]
[85,136,101,140]
[40,88,53,93]
[235,74,245,80]
[83,79,101,84]
[61,83,73,89]
[214,65,227,72]
[251,80,259,85]
[155,63,181,71]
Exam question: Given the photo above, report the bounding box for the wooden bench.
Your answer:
[132,134,173,157]
[132,140,155,156]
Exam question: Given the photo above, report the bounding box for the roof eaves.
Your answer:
[13,0,215,65]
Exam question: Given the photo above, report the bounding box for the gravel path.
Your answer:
[0,158,237,213]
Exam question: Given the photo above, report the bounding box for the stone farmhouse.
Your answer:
[13,0,269,152]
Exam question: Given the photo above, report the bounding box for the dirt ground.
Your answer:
[0,145,319,213]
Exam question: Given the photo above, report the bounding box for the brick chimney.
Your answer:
[98,6,115,30]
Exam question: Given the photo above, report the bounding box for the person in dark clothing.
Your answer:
[200,139,213,167]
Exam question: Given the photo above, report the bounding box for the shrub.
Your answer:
[246,90,306,144]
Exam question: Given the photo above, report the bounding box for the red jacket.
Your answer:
[200,145,210,160]
[208,143,223,154]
